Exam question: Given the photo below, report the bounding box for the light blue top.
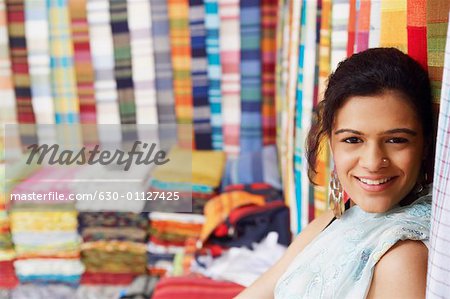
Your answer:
[274,191,432,299]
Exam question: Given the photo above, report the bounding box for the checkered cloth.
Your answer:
[205,0,223,150]
[190,0,212,149]
[355,0,370,53]
[240,0,262,152]
[69,0,97,124]
[261,0,277,146]
[0,0,17,124]
[380,0,407,52]
[128,0,158,125]
[368,0,381,48]
[330,0,349,71]
[48,0,80,124]
[87,0,120,124]
[427,16,450,298]
[150,0,176,125]
[219,0,241,156]
[407,0,428,69]
[427,0,449,106]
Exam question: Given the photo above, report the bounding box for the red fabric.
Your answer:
[80,272,136,285]
[152,275,244,299]
[407,0,428,69]
[0,260,19,289]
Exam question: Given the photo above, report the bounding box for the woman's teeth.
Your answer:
[358,177,393,185]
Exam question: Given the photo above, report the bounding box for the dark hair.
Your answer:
[306,47,435,184]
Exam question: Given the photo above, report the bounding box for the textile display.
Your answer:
[380,0,407,52]
[355,0,370,53]
[368,0,381,48]
[427,15,450,298]
[407,0,428,69]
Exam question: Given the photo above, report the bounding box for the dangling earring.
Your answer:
[329,170,345,218]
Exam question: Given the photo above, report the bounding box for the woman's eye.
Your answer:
[342,137,362,144]
[387,137,409,144]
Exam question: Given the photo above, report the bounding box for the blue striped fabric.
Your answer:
[204,0,223,150]
[149,0,176,125]
[240,0,262,152]
[189,0,212,149]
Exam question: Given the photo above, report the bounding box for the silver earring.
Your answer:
[329,171,345,218]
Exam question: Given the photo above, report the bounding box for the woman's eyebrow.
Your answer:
[334,129,362,135]
[334,128,418,136]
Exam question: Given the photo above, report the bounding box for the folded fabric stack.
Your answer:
[148,147,225,214]
[78,212,148,285]
[9,167,85,285]
[147,212,204,276]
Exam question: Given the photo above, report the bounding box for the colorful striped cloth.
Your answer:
[168,0,193,148]
[149,0,176,124]
[330,0,349,71]
[24,0,54,125]
[427,0,449,106]
[48,0,80,124]
[407,0,427,69]
[205,0,222,150]
[261,0,277,146]
[0,0,17,124]
[240,0,262,152]
[109,0,136,125]
[355,0,371,53]
[347,0,357,56]
[219,0,241,157]
[368,0,381,48]
[87,0,120,124]
[380,0,407,52]
[189,0,212,149]
[128,0,158,125]
[69,0,97,124]
[427,16,450,297]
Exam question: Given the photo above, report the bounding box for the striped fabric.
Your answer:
[407,0,427,69]
[368,0,381,48]
[261,0,277,146]
[189,0,212,149]
[240,0,262,152]
[427,0,449,105]
[0,0,17,124]
[87,0,120,124]
[314,0,332,218]
[204,0,223,150]
[380,0,407,52]
[24,0,54,125]
[127,0,158,125]
[6,0,36,125]
[355,0,370,53]
[427,16,450,297]
[330,0,349,71]
[167,0,193,148]
[219,0,241,156]
[48,0,80,124]
[149,0,176,124]
[347,0,356,56]
[69,0,97,124]
[109,0,136,125]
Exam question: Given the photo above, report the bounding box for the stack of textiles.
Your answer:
[147,212,204,276]
[9,167,84,285]
[148,147,226,213]
[0,165,18,289]
[78,212,148,285]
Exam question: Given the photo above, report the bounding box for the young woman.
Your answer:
[236,48,435,298]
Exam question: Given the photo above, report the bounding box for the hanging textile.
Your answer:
[355,0,370,53]
[87,0,120,125]
[380,0,407,52]
[189,0,212,149]
[127,0,158,125]
[347,0,357,56]
[330,0,349,71]
[427,0,449,107]
[205,0,223,150]
[240,0,262,152]
[149,0,176,124]
[261,0,277,146]
[24,0,54,125]
[167,0,194,148]
[427,16,450,297]
[368,0,381,48]
[406,0,427,69]
[0,0,17,124]
[219,0,241,156]
[48,0,80,124]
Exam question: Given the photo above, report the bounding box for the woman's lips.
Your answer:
[354,176,397,192]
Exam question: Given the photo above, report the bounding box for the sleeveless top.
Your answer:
[274,191,432,299]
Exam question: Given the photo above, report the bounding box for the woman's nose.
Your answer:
[359,143,388,172]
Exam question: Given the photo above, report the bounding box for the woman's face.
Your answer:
[330,91,425,213]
